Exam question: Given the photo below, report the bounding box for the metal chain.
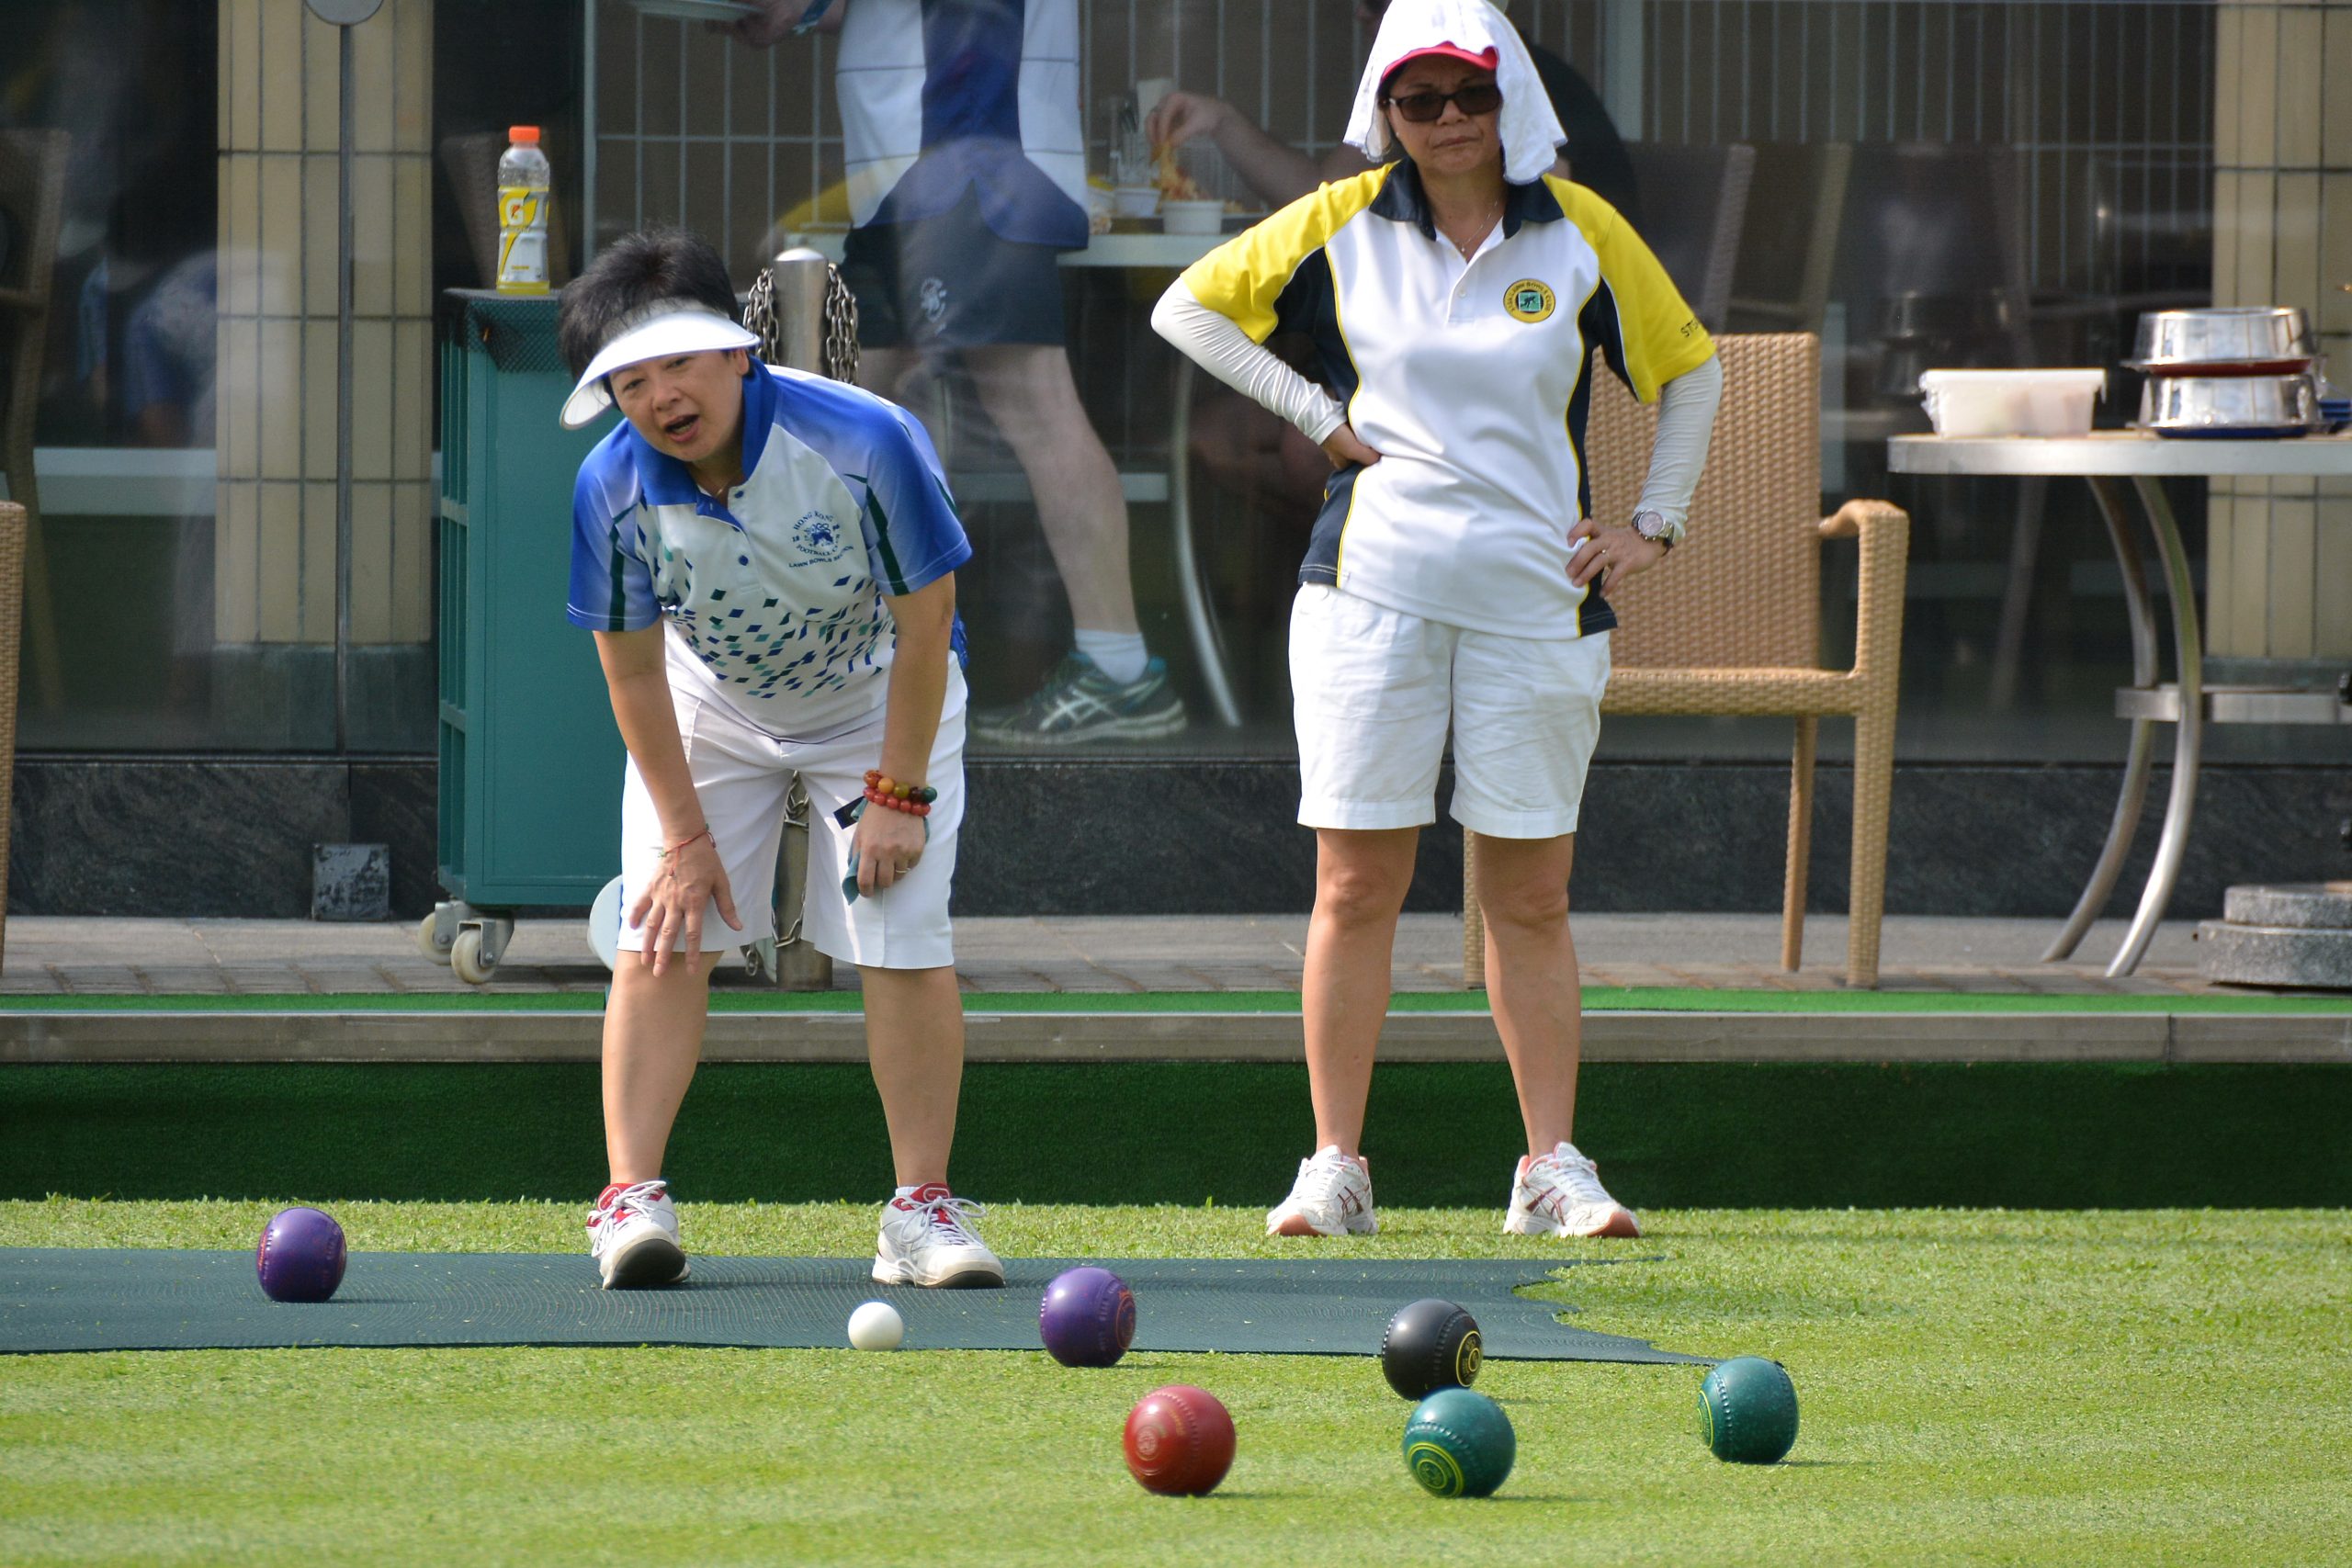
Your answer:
[741,267,781,363]
[822,267,860,385]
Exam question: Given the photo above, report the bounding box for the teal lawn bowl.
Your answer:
[1401,1387,1515,1497]
[1698,1356,1800,1463]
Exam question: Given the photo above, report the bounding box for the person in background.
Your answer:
[733,0,1188,747]
[1147,0,1638,522]
[1153,0,1722,1241]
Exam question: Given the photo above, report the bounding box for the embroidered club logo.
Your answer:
[919,276,949,324]
[1504,278,1556,322]
[791,509,850,561]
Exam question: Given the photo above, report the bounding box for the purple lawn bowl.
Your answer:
[256,1206,348,1303]
[1038,1265,1136,1367]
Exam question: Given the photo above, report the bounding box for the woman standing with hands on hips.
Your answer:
[1152,0,1723,1240]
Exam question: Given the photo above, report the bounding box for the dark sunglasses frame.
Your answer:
[1380,83,1504,122]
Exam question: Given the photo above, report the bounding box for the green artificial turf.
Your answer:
[1,987,2346,1013]
[2,1201,2345,1566]
[9,1061,2351,1209]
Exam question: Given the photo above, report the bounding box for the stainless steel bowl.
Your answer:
[2137,373,2322,436]
[2129,307,2313,372]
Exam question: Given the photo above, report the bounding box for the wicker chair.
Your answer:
[1463,333,1910,988]
[0,130,68,711]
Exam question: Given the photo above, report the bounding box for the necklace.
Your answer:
[1443,197,1503,259]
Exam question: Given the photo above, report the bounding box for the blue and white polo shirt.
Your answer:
[567,360,972,736]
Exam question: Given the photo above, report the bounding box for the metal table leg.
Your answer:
[1167,355,1244,727]
[2043,475,2158,962]
[2107,474,2203,978]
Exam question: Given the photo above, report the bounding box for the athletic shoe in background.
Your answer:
[1266,1145,1379,1237]
[969,653,1186,746]
[1505,1142,1641,1237]
[588,1178,690,1288]
[874,1183,1007,1288]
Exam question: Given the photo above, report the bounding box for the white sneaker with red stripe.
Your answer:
[873,1183,1005,1289]
[1505,1142,1641,1238]
[1266,1145,1378,1237]
[588,1178,689,1288]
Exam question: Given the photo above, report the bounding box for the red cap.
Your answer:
[1381,42,1500,87]
[508,125,541,144]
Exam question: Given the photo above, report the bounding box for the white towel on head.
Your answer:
[1343,0,1565,185]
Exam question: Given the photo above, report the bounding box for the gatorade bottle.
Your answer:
[495,126,551,294]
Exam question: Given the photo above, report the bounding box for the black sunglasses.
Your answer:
[1381,83,1503,122]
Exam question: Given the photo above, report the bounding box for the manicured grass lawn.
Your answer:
[4,1201,2346,1566]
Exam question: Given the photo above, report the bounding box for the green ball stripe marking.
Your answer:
[1456,1329,1482,1383]
[1405,1440,1466,1496]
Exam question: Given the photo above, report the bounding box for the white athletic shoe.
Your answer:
[873,1183,1006,1289]
[1266,1145,1378,1237]
[588,1178,690,1288]
[1505,1142,1641,1238]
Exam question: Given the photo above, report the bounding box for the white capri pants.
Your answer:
[1289,584,1610,840]
[616,664,966,970]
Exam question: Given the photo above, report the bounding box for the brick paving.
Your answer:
[0,911,2220,998]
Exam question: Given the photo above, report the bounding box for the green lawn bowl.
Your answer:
[1402,1386,1516,1497]
[1699,1356,1800,1463]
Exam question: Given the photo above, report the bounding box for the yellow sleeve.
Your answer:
[1548,175,1715,402]
[1178,168,1392,344]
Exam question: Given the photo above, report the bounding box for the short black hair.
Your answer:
[557,227,741,379]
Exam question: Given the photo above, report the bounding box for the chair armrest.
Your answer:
[1821,499,1909,688]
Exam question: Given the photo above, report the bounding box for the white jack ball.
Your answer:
[848,1299,905,1351]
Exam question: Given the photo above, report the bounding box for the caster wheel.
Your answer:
[416,913,454,964]
[450,927,497,985]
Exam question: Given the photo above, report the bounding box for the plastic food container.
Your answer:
[1159,198,1226,235]
[1112,186,1160,219]
[1917,368,2107,437]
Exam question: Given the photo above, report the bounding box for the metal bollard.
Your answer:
[765,248,834,374]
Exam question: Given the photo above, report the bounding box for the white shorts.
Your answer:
[1288,584,1610,840]
[617,663,967,970]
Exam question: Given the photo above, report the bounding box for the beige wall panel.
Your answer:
[2212,169,2241,300]
[353,154,396,318]
[260,153,303,313]
[395,319,430,482]
[394,0,433,152]
[2276,174,2323,314]
[353,321,395,482]
[2316,500,2352,657]
[2239,3,2278,170]
[351,482,393,644]
[2239,170,2277,301]
[300,482,336,642]
[219,0,239,149]
[2324,176,2352,333]
[259,321,303,480]
[258,483,302,642]
[2278,8,2324,169]
[303,152,338,320]
[2215,5,2241,166]
[220,157,261,314]
[396,156,432,318]
[2264,496,2318,658]
[219,316,259,478]
[353,11,395,154]
[2225,493,2272,659]
[217,481,260,643]
[261,0,304,152]
[304,321,338,481]
[392,481,432,642]
[2205,492,2236,649]
[2330,8,2352,163]
[304,12,339,151]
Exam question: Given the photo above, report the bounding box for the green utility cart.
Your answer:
[425,290,617,982]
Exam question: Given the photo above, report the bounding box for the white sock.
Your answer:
[1073,629,1149,683]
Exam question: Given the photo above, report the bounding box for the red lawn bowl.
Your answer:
[1122,1384,1236,1495]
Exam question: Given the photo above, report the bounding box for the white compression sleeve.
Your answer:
[1634,353,1724,532]
[1150,278,1348,446]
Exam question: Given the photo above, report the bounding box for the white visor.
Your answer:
[560,299,762,429]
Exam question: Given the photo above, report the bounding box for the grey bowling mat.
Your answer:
[1,1250,1707,1363]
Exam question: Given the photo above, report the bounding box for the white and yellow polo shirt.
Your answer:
[1181,161,1713,639]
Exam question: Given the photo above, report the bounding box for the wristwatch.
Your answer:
[1632,510,1679,551]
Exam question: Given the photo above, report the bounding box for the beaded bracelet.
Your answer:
[863,768,938,807]
[864,783,932,818]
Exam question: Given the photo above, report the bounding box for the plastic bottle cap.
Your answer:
[508,126,541,144]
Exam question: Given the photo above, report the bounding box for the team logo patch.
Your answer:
[791,508,850,562]
[1504,278,1556,322]
[918,276,949,324]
